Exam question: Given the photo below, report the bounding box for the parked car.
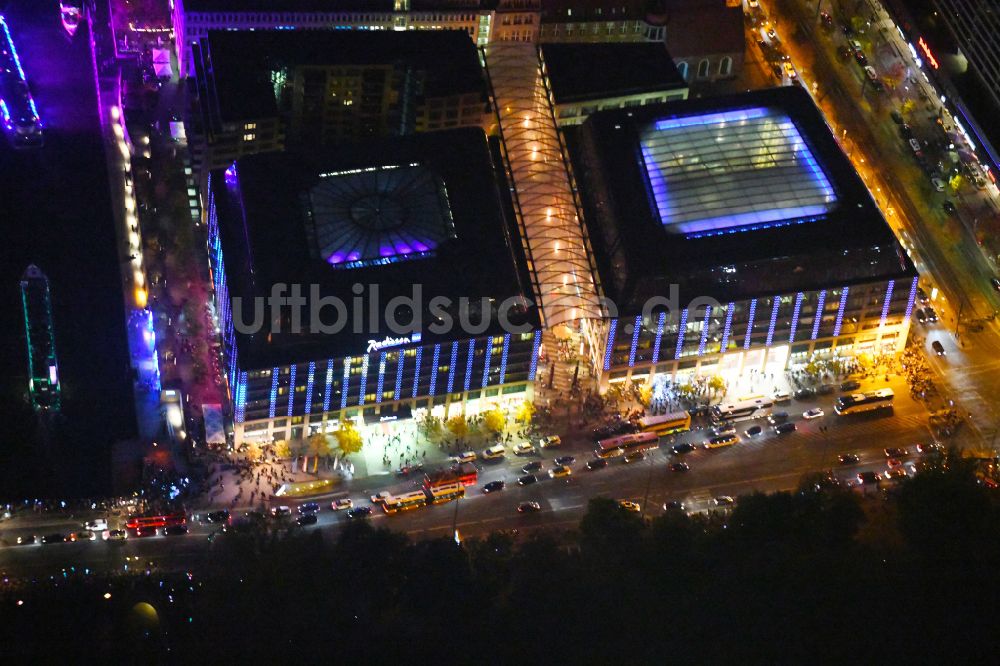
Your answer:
[482,444,506,460]
[539,435,562,449]
[512,441,535,455]
[456,450,477,463]
[932,340,946,356]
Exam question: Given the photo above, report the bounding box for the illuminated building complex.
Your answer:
[189,29,488,179]
[20,265,61,412]
[172,0,542,78]
[207,127,541,443]
[568,86,919,389]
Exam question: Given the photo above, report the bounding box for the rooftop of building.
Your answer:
[663,0,744,57]
[194,29,485,124]
[539,0,667,24]
[540,43,686,104]
[568,85,917,313]
[180,0,506,12]
[210,127,539,368]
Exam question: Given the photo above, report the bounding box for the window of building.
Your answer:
[677,61,689,80]
[697,59,710,78]
[719,56,733,77]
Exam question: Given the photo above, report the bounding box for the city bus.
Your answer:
[381,490,428,514]
[834,388,894,416]
[423,462,478,490]
[711,397,774,422]
[125,511,187,536]
[638,411,692,436]
[595,431,660,459]
[425,482,466,505]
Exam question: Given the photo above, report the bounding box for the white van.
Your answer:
[482,444,506,460]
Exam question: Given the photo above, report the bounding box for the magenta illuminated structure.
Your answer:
[0,15,44,149]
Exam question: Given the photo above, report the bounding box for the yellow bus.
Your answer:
[638,411,691,436]
[426,482,466,505]
[382,490,428,514]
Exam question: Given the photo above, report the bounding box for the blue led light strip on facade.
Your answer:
[627,315,643,367]
[832,287,850,337]
[463,340,476,392]
[603,319,618,370]
[765,298,781,347]
[674,309,689,359]
[428,345,440,396]
[322,359,334,413]
[650,312,667,364]
[498,333,511,384]
[286,364,297,417]
[446,342,459,394]
[720,303,735,351]
[528,331,542,381]
[743,299,758,349]
[268,367,280,419]
[304,362,316,415]
[482,338,493,388]
[413,347,424,397]
[788,293,804,343]
[811,291,826,340]
[357,355,370,406]
[697,306,712,355]
[879,280,895,328]
[375,352,387,404]
[903,277,919,322]
[234,372,247,423]
[394,352,404,401]
[340,357,352,410]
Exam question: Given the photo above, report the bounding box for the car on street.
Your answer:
[991,277,1000,293]
[296,513,318,526]
[854,51,868,66]
[539,435,562,449]
[771,63,783,80]
[943,200,956,215]
[890,109,904,125]
[924,306,938,322]
[513,442,535,455]
[669,462,690,473]
[85,519,108,532]
[586,458,608,471]
[705,434,739,449]
[864,65,877,81]
[517,501,541,513]
[793,387,815,400]
[744,425,762,437]
[916,308,928,324]
[369,492,390,505]
[298,502,320,514]
[518,474,538,486]
[772,391,791,403]
[592,421,636,439]
[802,408,825,420]
[71,530,96,542]
[711,425,736,437]
[773,422,797,435]
[663,500,686,512]
[917,287,930,303]
[840,380,861,392]
[713,496,736,507]
[815,384,835,395]
[549,465,572,478]
[839,453,860,464]
[884,447,908,458]
[899,123,913,139]
[887,458,903,469]
[522,461,543,473]
[42,533,66,544]
[554,455,576,466]
[917,442,943,454]
[482,444,506,460]
[931,176,946,192]
[15,535,36,545]
[768,411,789,424]
[164,525,189,536]
[857,471,881,485]
[331,498,354,511]
[886,468,908,482]
[346,507,372,520]
[623,451,646,463]
[456,450,477,463]
[106,529,127,542]
[820,11,833,29]
[672,443,696,455]
[908,137,923,157]
[932,340,946,355]
[783,61,796,79]
[205,510,231,524]
[482,480,506,494]
[619,500,641,513]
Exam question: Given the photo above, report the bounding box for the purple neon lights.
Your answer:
[788,293,804,343]
[446,342,459,394]
[357,355,370,406]
[375,352,387,404]
[697,306,712,355]
[268,367,280,419]
[811,291,826,340]
[603,319,618,371]
[323,359,334,412]
[287,364,297,417]
[674,309,689,359]
[832,287,850,337]
[304,361,316,414]
[765,298,781,347]
[650,312,667,364]
[743,299,758,349]
[528,331,542,381]
[879,280,895,328]
[903,277,919,322]
[627,315,643,367]
[340,357,352,409]
[720,303,734,351]
[463,340,476,392]
[498,333,511,384]
[481,339,493,389]
[394,352,405,401]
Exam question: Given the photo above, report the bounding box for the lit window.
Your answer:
[243,133,255,141]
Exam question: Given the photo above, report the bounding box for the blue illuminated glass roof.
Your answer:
[639,107,837,237]
[306,163,456,270]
